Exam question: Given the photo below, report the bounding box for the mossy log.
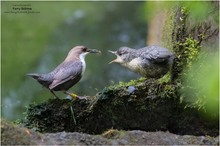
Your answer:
[24,78,218,136]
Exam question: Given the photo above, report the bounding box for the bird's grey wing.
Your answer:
[139,46,173,63]
[49,61,82,90]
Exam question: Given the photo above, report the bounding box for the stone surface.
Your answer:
[1,120,219,145]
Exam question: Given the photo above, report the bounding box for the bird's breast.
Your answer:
[124,57,144,73]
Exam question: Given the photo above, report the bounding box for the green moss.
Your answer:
[21,77,218,136]
[174,36,201,80]
[167,5,206,82]
[158,84,177,98]
[109,77,146,90]
[161,5,202,82]
[23,99,77,133]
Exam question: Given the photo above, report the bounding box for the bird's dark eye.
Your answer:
[117,51,122,56]
[82,47,87,52]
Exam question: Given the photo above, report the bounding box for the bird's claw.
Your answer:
[77,96,88,100]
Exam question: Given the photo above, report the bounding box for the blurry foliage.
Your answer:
[144,1,217,23]
[181,53,219,119]
[145,1,219,119]
[171,3,218,118]
[179,1,217,24]
[144,1,174,21]
[173,2,218,118]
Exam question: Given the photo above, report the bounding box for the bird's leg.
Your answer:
[64,91,78,99]
[50,90,59,99]
[64,91,87,100]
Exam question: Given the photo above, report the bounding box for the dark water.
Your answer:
[2,1,147,120]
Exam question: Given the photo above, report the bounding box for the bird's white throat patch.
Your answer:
[79,52,89,75]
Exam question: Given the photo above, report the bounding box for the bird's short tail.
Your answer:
[26,73,40,80]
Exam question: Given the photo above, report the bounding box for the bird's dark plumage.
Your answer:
[49,60,82,91]
[27,46,101,99]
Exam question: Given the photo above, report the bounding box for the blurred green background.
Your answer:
[2,1,146,120]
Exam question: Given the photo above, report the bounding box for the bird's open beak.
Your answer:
[108,50,120,64]
[108,50,117,54]
[87,49,101,54]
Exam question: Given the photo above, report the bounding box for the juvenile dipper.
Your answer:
[109,45,174,78]
[27,46,101,99]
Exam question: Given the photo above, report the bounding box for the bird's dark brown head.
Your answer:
[65,46,101,61]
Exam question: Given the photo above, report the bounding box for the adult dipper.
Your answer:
[109,45,174,78]
[27,46,101,99]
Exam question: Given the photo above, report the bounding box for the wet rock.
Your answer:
[1,120,219,145]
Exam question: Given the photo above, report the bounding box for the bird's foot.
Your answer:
[77,95,88,100]
[69,93,78,100]
[70,93,88,100]
[65,91,88,100]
